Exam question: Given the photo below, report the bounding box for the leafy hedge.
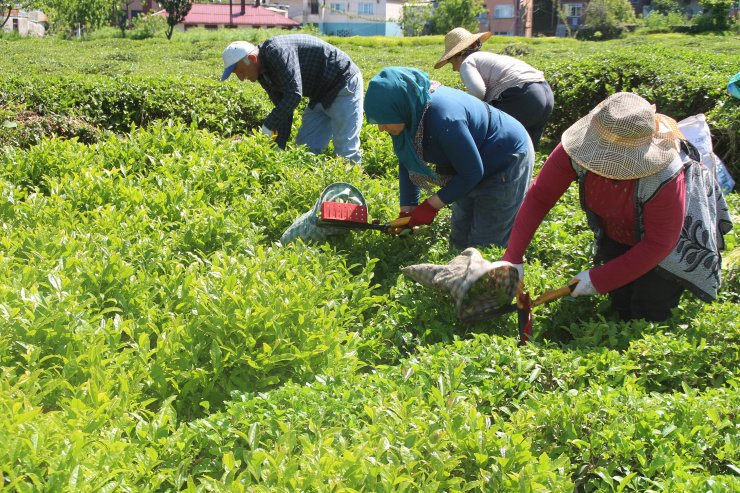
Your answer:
[0,34,738,490]
[0,74,269,137]
[0,122,737,490]
[1,34,737,176]
[0,105,101,147]
[539,45,739,175]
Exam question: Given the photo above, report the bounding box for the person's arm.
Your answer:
[459,61,487,100]
[502,144,576,263]
[399,163,421,208]
[261,47,303,149]
[260,80,282,107]
[589,172,686,293]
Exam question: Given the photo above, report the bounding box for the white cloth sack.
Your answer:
[677,114,735,193]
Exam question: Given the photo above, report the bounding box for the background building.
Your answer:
[161,2,300,30]
[145,0,402,36]
[128,1,162,20]
[277,0,403,36]
[532,0,706,36]
[1,8,47,36]
[480,0,534,36]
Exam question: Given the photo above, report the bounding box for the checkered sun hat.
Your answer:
[562,92,683,180]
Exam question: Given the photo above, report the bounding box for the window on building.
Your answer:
[493,4,515,18]
[329,2,345,12]
[310,0,320,15]
[562,3,583,17]
[493,31,513,36]
[358,3,374,15]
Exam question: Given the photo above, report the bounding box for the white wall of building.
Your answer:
[2,10,46,36]
[267,0,403,35]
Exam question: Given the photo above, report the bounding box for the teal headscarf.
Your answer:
[364,67,435,178]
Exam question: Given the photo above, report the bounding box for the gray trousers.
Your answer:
[450,139,535,249]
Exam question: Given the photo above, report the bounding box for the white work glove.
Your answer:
[512,263,524,284]
[570,270,597,297]
[260,124,274,138]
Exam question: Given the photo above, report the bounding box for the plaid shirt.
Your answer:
[257,34,359,148]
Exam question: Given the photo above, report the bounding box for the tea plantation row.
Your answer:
[0,33,738,175]
[0,116,738,490]
[2,31,739,491]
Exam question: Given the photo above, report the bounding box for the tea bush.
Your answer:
[0,34,738,491]
[1,33,738,173]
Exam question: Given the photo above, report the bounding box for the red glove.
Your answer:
[408,199,439,227]
[398,210,412,218]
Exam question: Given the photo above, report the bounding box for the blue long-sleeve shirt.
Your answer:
[399,85,531,206]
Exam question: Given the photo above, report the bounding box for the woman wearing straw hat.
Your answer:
[501,92,732,322]
[435,27,553,148]
[364,67,534,249]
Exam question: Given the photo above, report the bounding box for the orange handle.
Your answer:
[516,281,529,309]
[388,216,412,228]
[532,279,579,307]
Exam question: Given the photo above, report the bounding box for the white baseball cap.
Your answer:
[221,41,257,81]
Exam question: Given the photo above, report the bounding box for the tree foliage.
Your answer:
[694,0,734,31]
[44,0,117,34]
[114,0,135,38]
[578,0,636,40]
[159,0,192,40]
[429,0,485,35]
[399,3,433,36]
[650,0,685,15]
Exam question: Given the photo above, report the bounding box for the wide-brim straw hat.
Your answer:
[434,27,492,69]
[562,92,684,180]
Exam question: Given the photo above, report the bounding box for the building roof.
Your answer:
[166,3,299,27]
[7,9,49,22]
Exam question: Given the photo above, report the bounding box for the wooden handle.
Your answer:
[532,279,580,307]
[388,216,412,228]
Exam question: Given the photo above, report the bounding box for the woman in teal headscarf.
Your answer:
[365,67,534,249]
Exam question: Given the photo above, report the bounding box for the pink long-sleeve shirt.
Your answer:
[503,144,686,293]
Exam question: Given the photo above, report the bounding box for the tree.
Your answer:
[650,0,685,15]
[578,0,636,39]
[400,2,434,36]
[1,2,11,28]
[44,0,118,34]
[159,0,192,40]
[556,3,573,37]
[114,0,135,38]
[429,0,485,35]
[695,0,734,31]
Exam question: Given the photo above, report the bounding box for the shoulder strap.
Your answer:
[680,138,701,163]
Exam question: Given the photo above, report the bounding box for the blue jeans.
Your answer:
[450,139,535,249]
[295,72,363,163]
